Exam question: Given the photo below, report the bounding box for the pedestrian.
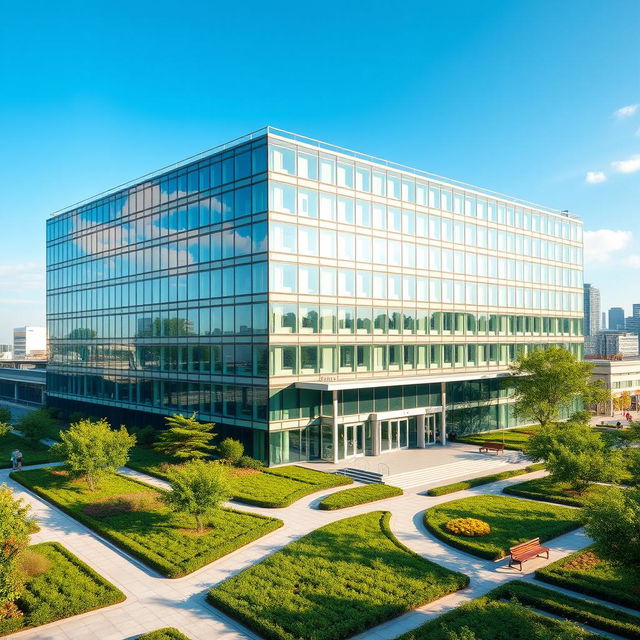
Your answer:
[10,449,18,470]
[16,450,22,471]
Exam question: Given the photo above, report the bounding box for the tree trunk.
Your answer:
[86,473,95,491]
[195,513,203,533]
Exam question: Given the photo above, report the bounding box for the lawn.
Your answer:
[318,484,402,510]
[424,494,582,560]
[137,629,190,640]
[0,542,124,637]
[126,446,178,479]
[0,433,58,468]
[455,426,540,451]
[503,476,615,507]
[208,511,469,640]
[397,595,606,640]
[11,467,283,578]
[229,465,352,508]
[536,545,640,610]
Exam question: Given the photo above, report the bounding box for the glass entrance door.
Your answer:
[343,423,364,458]
[380,419,409,452]
[425,414,436,445]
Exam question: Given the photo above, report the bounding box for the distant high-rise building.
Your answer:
[583,284,601,336]
[633,303,640,318]
[608,307,625,331]
[602,312,607,330]
[13,326,46,359]
[588,331,640,358]
[0,344,12,360]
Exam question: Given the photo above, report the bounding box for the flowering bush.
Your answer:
[445,517,491,537]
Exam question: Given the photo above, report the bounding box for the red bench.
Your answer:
[479,442,504,454]
[509,537,550,571]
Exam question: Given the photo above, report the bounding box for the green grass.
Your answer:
[426,464,545,496]
[208,511,469,640]
[456,426,540,451]
[0,541,124,637]
[318,484,403,510]
[230,465,352,508]
[136,629,190,640]
[126,446,178,479]
[11,467,283,578]
[397,594,606,640]
[503,477,615,507]
[536,545,640,610]
[493,580,640,640]
[0,433,58,468]
[424,494,582,560]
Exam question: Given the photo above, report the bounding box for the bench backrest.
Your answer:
[510,538,541,555]
[484,442,503,448]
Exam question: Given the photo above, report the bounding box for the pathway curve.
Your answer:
[2,465,598,640]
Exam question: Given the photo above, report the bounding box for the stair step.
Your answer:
[335,468,384,484]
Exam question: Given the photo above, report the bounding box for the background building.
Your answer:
[13,326,46,359]
[583,283,600,337]
[46,128,584,465]
[0,344,12,360]
[584,330,639,358]
[608,306,625,331]
[590,357,640,414]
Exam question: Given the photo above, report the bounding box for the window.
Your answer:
[269,145,295,174]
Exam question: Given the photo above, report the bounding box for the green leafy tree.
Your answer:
[17,408,58,444]
[526,418,625,493]
[154,413,216,460]
[584,487,640,567]
[0,422,10,438]
[218,438,244,465]
[508,346,610,428]
[0,408,11,425]
[163,460,230,532]
[51,418,136,490]
[0,484,32,616]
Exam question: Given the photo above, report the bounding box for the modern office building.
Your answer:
[46,128,584,465]
[585,331,639,358]
[13,326,46,359]
[590,357,640,414]
[608,307,625,331]
[583,284,600,337]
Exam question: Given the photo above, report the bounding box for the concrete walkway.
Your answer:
[2,463,598,640]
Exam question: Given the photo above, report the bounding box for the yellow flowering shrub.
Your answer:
[445,517,491,537]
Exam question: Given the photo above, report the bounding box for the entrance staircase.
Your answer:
[335,468,384,484]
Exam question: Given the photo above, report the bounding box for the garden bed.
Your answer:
[0,542,124,637]
[318,484,402,510]
[455,427,540,451]
[11,467,282,578]
[208,511,468,640]
[424,494,582,560]
[536,545,640,610]
[503,477,614,507]
[137,629,190,640]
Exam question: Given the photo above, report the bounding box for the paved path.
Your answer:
[2,465,597,640]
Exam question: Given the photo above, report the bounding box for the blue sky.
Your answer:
[0,0,638,342]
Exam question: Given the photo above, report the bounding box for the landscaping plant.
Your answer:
[17,408,58,444]
[318,484,402,510]
[153,413,216,460]
[0,408,11,425]
[218,437,244,465]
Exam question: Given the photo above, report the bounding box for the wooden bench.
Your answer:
[479,442,504,454]
[509,537,550,571]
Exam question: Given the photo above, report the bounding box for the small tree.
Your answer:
[51,418,136,490]
[584,487,640,567]
[163,460,230,532]
[218,438,244,465]
[17,408,58,444]
[526,418,625,493]
[0,407,11,425]
[0,484,32,618]
[154,413,216,460]
[0,422,10,438]
[508,346,610,428]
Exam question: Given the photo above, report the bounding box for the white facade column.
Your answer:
[332,390,339,464]
[417,413,426,448]
[370,413,381,455]
[440,381,447,445]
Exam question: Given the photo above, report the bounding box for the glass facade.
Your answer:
[46,128,584,465]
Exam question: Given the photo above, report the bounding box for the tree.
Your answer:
[584,487,640,567]
[162,460,230,532]
[526,418,625,493]
[0,408,11,425]
[154,413,216,460]
[508,346,610,428]
[51,418,136,490]
[17,408,57,444]
[218,438,244,465]
[0,484,32,617]
[0,422,10,438]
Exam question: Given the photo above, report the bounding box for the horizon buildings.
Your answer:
[45,128,584,465]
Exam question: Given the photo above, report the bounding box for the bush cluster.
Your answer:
[318,484,403,510]
[445,517,491,537]
[136,628,191,640]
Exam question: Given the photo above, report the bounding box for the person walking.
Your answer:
[10,449,18,470]
[16,450,22,471]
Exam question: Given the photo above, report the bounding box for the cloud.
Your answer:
[625,254,640,268]
[584,229,632,264]
[614,104,639,119]
[612,155,640,174]
[0,263,44,290]
[585,171,606,184]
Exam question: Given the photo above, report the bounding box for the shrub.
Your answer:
[137,628,191,640]
[154,413,216,460]
[17,549,51,578]
[445,518,491,537]
[0,423,10,439]
[218,438,244,465]
[318,484,403,510]
[17,408,58,444]
[131,425,156,447]
[236,455,264,469]
[0,408,11,425]
[68,412,85,424]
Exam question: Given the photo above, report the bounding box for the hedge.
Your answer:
[318,484,403,510]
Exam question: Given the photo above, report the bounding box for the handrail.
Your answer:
[377,462,390,477]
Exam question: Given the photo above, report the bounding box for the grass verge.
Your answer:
[503,477,615,507]
[0,433,57,468]
[0,541,124,637]
[493,580,640,640]
[455,427,540,451]
[424,494,582,560]
[536,545,640,610]
[318,484,402,510]
[426,463,545,496]
[11,466,282,578]
[136,629,190,640]
[208,511,468,640]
